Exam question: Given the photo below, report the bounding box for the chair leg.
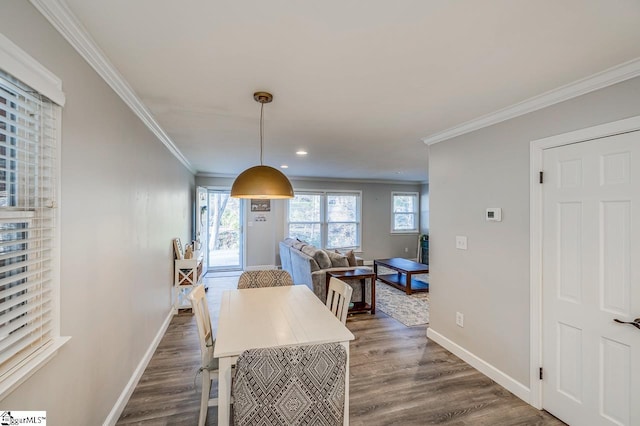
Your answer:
[199,370,210,426]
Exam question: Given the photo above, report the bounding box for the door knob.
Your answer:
[613,318,640,330]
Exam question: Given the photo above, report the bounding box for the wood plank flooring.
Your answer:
[117,273,565,425]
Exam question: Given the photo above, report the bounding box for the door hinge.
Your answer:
[539,367,543,380]
[539,171,544,184]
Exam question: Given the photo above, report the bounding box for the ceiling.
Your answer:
[58,0,640,182]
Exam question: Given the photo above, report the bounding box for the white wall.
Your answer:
[0,3,194,424]
[196,176,425,266]
[429,76,640,388]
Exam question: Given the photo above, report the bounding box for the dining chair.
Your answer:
[237,269,293,289]
[326,277,353,324]
[232,343,347,426]
[187,284,218,426]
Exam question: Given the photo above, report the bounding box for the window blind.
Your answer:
[0,70,57,380]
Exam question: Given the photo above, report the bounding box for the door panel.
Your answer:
[542,130,639,426]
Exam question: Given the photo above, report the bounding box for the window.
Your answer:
[0,68,62,395]
[287,191,361,249]
[391,192,419,233]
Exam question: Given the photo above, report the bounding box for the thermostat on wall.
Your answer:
[486,208,502,222]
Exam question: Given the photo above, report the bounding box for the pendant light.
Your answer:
[230,92,294,199]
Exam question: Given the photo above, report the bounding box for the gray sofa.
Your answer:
[279,238,371,301]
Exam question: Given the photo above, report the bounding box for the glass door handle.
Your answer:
[613,318,640,330]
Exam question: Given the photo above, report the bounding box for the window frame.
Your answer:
[0,35,68,400]
[391,191,420,234]
[286,190,362,250]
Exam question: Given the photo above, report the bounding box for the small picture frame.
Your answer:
[173,238,184,260]
[251,199,271,212]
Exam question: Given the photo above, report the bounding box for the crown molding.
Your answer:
[29,0,196,174]
[422,57,640,146]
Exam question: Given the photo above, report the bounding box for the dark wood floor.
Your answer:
[117,273,565,425]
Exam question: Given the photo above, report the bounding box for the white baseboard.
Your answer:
[103,310,174,426]
[426,328,531,404]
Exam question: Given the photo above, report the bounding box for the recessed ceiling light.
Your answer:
[280,164,289,169]
[296,150,308,156]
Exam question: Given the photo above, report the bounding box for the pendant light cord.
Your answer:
[260,102,264,166]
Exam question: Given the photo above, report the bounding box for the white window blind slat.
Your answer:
[0,234,52,247]
[0,268,49,297]
[0,295,51,343]
[0,316,53,365]
[0,246,52,263]
[0,284,50,322]
[0,69,57,381]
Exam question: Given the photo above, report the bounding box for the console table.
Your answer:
[326,268,376,315]
[174,250,204,312]
[374,258,428,295]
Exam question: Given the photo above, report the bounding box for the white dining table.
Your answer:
[214,285,355,426]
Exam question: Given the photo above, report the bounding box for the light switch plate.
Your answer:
[456,236,467,250]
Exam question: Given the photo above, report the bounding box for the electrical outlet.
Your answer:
[456,312,464,327]
[404,247,408,253]
[456,236,467,250]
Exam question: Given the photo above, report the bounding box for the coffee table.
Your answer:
[326,268,376,314]
[374,258,429,295]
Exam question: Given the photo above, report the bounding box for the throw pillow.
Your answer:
[324,250,349,268]
[314,250,332,269]
[300,245,332,269]
[301,245,318,257]
[344,249,357,266]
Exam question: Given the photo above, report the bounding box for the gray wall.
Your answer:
[0,3,194,424]
[196,176,425,266]
[420,183,429,234]
[429,76,640,387]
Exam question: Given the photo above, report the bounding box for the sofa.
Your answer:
[279,238,372,302]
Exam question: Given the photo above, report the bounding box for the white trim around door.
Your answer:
[529,114,640,410]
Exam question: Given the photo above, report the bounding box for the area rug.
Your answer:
[375,280,429,327]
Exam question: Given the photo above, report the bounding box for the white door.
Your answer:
[542,130,639,425]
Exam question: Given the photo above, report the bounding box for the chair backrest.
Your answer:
[237,269,294,289]
[232,343,347,426]
[188,285,214,366]
[326,277,353,324]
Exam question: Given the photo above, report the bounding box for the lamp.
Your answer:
[230,92,294,199]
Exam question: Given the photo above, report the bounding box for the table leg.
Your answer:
[218,357,233,425]
[341,341,350,426]
[370,275,376,314]
[406,272,413,295]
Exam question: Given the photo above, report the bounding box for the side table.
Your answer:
[326,268,376,315]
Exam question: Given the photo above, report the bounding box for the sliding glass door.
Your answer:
[207,190,243,271]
